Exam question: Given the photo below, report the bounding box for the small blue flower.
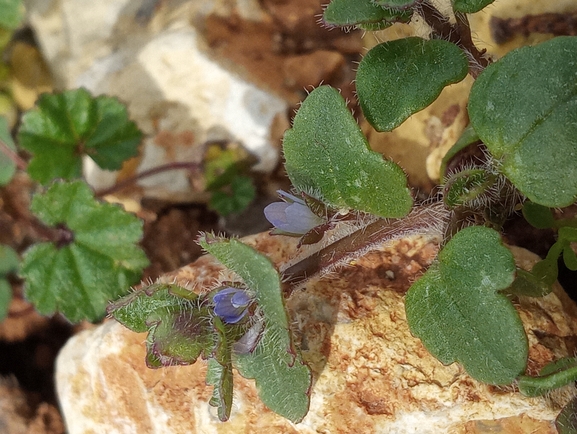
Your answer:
[212,287,252,324]
[264,190,325,236]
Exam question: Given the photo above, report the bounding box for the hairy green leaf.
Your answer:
[469,37,577,207]
[406,226,527,384]
[373,0,417,9]
[199,235,311,422]
[323,0,411,28]
[21,180,148,322]
[283,85,412,218]
[357,38,468,132]
[0,116,16,185]
[18,88,142,184]
[452,0,495,13]
[557,396,577,434]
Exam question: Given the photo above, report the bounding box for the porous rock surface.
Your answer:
[56,232,577,433]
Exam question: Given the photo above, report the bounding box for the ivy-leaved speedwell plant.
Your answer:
[110,0,577,428]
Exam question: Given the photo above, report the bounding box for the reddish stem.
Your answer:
[94,161,201,198]
[0,138,27,171]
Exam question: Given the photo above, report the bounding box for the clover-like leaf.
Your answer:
[469,37,577,207]
[18,88,142,184]
[323,0,411,28]
[283,86,412,218]
[0,116,16,186]
[452,0,495,13]
[406,226,527,385]
[199,235,311,423]
[356,38,468,132]
[21,180,149,322]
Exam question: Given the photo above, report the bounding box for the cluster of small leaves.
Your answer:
[110,236,311,422]
[204,143,256,216]
[0,88,150,323]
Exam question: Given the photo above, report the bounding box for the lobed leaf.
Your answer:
[18,88,142,184]
[283,85,412,218]
[406,226,527,385]
[356,38,468,132]
[199,235,311,422]
[469,37,577,207]
[21,180,149,322]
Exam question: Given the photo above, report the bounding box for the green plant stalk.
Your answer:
[517,366,577,396]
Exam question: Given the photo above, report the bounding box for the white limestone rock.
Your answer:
[25,0,286,199]
[56,233,576,433]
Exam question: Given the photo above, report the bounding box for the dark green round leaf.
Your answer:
[21,180,149,322]
[452,0,496,13]
[323,0,411,28]
[357,38,468,132]
[522,202,555,229]
[283,85,412,218]
[406,226,527,385]
[469,37,577,207]
[18,88,142,184]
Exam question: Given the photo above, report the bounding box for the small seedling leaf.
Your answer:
[283,85,412,218]
[18,88,142,184]
[469,37,577,207]
[21,180,149,322]
[406,226,527,385]
[357,38,468,132]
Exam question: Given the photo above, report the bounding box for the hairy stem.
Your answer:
[281,202,450,289]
